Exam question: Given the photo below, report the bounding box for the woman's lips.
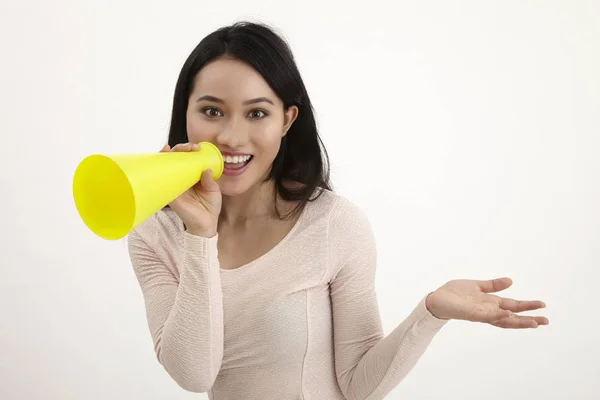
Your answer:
[221,152,253,176]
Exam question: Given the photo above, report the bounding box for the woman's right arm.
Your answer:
[127,229,224,393]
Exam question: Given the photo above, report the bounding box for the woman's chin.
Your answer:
[217,165,272,198]
[218,174,272,198]
[218,180,252,197]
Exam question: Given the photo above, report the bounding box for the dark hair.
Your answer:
[167,21,332,219]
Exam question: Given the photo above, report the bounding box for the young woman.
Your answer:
[127,21,548,399]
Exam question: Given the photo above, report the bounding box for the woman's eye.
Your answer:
[248,110,266,119]
[203,107,223,117]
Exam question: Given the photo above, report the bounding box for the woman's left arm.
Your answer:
[327,198,547,400]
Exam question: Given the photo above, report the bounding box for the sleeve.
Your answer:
[328,197,448,400]
[127,229,224,393]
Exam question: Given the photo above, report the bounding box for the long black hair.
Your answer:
[167,21,332,219]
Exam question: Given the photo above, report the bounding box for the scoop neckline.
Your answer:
[217,200,312,274]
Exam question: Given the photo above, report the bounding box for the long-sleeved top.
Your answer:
[127,189,448,399]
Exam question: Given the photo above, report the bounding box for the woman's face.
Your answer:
[186,57,298,197]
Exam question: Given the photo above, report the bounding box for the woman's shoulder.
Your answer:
[307,188,371,230]
[310,189,377,276]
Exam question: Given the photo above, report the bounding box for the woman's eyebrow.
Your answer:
[195,95,274,105]
[196,95,224,103]
[243,97,274,105]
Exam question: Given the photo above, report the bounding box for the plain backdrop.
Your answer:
[1,0,598,399]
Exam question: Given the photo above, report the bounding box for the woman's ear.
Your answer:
[282,105,299,137]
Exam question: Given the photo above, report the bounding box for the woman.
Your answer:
[127,21,548,399]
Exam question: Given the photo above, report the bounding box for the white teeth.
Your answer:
[224,155,251,163]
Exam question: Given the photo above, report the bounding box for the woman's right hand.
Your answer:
[161,142,221,238]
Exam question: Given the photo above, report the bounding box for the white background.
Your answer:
[1,0,598,399]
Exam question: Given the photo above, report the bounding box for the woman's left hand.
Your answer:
[425,277,549,328]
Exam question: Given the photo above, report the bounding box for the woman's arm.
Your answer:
[127,230,224,393]
[328,198,447,400]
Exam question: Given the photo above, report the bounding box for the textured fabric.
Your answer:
[127,189,447,399]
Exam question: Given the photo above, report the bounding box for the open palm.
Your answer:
[426,277,549,329]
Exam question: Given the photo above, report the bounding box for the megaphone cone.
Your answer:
[72,142,223,240]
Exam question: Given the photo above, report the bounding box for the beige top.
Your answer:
[127,189,447,399]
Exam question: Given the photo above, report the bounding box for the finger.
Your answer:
[170,142,190,151]
[491,314,545,329]
[200,169,220,192]
[160,144,170,152]
[499,298,546,313]
[477,277,513,293]
[171,142,195,152]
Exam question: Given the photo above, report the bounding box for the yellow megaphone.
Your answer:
[72,142,224,240]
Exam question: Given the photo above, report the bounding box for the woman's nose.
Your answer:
[215,119,249,148]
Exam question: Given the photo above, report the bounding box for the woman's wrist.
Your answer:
[186,226,217,238]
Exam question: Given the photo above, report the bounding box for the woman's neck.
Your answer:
[219,179,277,225]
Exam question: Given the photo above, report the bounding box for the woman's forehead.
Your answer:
[192,59,274,98]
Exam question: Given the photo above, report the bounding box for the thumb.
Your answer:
[200,168,220,193]
[477,277,513,293]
